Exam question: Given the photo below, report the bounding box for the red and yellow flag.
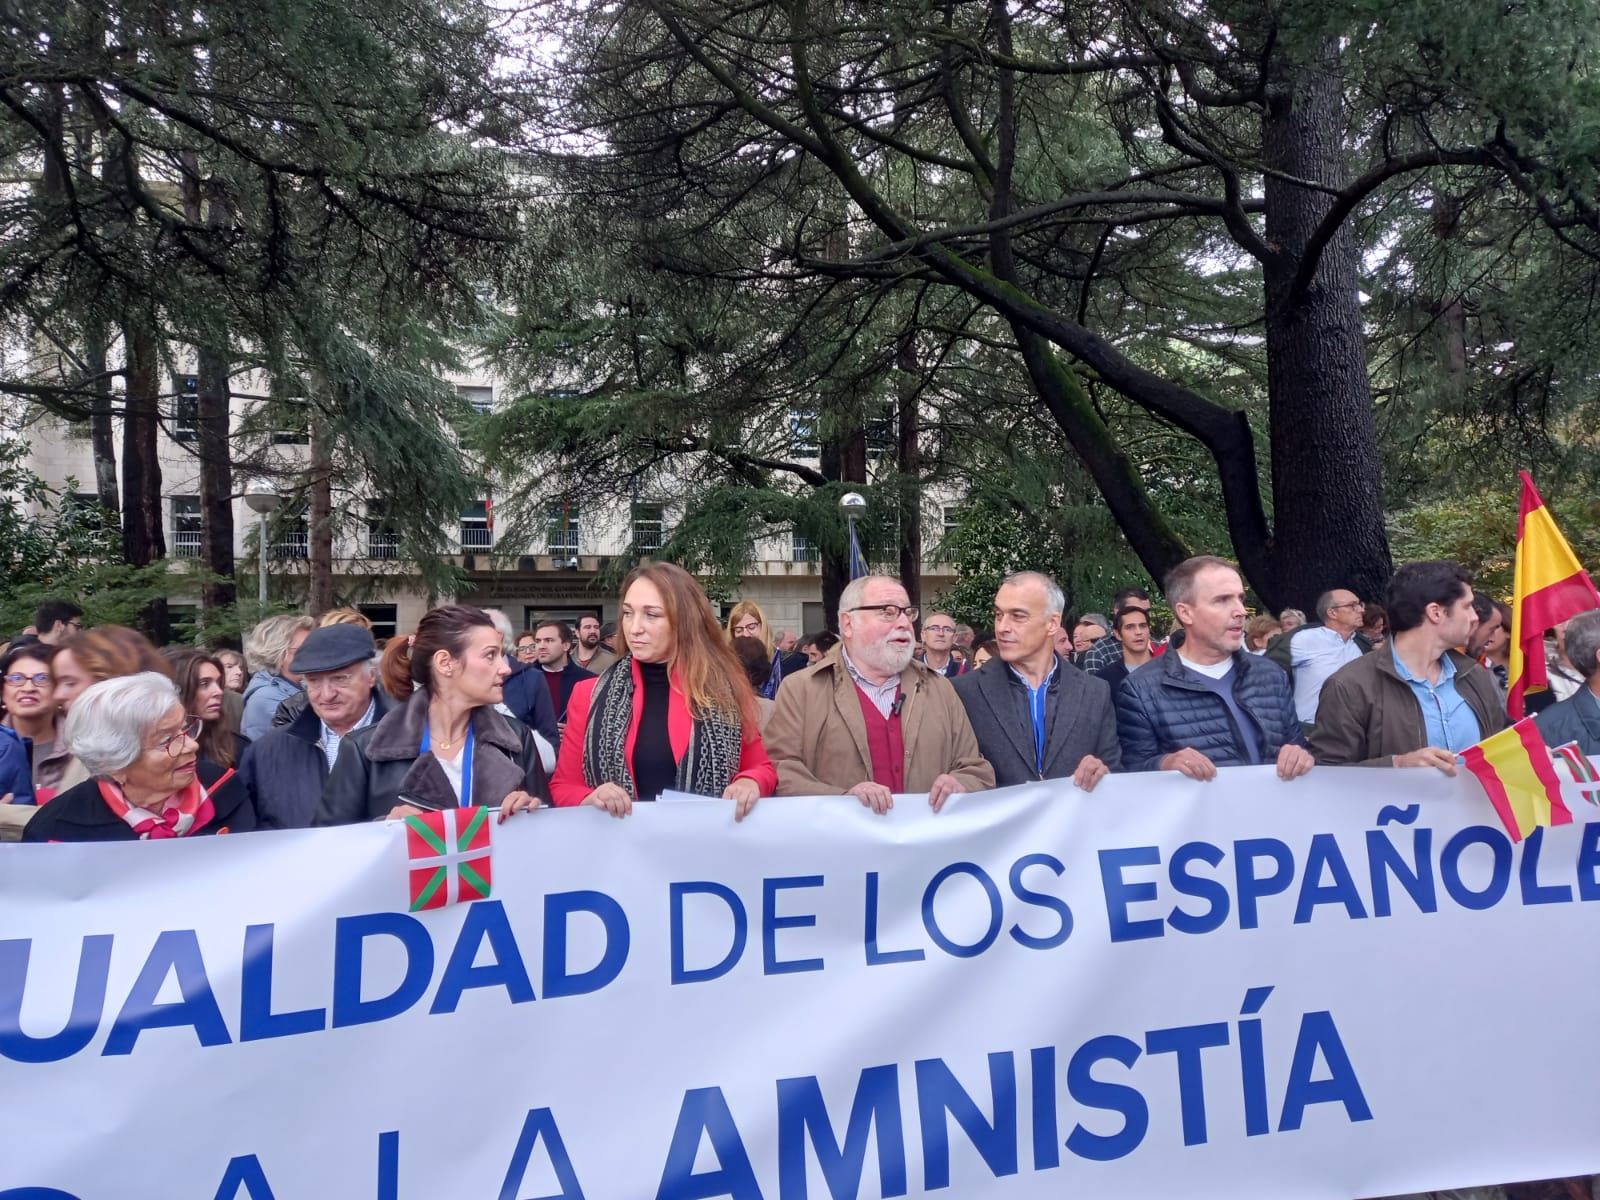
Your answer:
[1507,472,1600,717]
[1459,717,1573,842]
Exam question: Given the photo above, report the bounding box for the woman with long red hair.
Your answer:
[552,562,776,818]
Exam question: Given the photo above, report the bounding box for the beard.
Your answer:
[855,634,915,678]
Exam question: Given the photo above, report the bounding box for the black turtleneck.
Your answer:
[632,660,676,800]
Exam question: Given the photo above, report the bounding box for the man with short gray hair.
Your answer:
[954,572,1120,789]
[1535,608,1600,756]
[764,574,994,812]
[242,624,394,828]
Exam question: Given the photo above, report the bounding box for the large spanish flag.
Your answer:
[1507,472,1600,717]
[1459,718,1573,842]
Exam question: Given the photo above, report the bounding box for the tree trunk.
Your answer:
[308,415,335,614]
[895,334,923,610]
[84,321,119,512]
[1260,48,1393,612]
[120,312,170,643]
[181,154,237,615]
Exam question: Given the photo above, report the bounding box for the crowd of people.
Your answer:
[3,553,1598,842]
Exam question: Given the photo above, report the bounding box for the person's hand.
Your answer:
[723,777,761,822]
[929,773,966,813]
[1072,755,1110,792]
[1394,747,1458,775]
[1276,744,1314,780]
[1160,747,1217,780]
[497,790,542,823]
[384,803,425,821]
[848,781,894,814]
[583,782,634,817]
[0,793,13,805]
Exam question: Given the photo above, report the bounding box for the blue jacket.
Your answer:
[498,658,560,749]
[0,724,35,806]
[241,671,303,741]
[1116,648,1305,772]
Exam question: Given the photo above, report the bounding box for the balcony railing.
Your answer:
[173,530,203,558]
[272,532,309,560]
[460,525,493,552]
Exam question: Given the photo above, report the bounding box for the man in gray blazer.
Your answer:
[953,571,1121,789]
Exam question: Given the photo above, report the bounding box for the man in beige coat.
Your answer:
[764,575,995,812]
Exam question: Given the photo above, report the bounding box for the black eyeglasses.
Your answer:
[848,604,920,622]
[3,672,50,686]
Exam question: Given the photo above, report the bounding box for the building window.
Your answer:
[174,375,199,442]
[172,496,202,558]
[457,385,493,415]
[942,506,963,537]
[271,396,310,445]
[366,501,399,560]
[546,502,580,555]
[461,500,492,552]
[789,408,819,458]
[792,530,819,562]
[271,505,309,559]
[358,604,399,642]
[631,503,664,554]
[866,400,897,460]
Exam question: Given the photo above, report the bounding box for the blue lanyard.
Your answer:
[420,721,475,806]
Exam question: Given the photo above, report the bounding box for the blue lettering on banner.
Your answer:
[498,1109,586,1200]
[1580,823,1600,901]
[921,863,1004,958]
[211,1156,276,1200]
[431,901,537,1014]
[103,930,230,1056]
[671,882,749,984]
[1233,839,1295,930]
[240,924,326,1042]
[1065,1035,1148,1161]
[1144,1022,1230,1146]
[1098,846,1164,942]
[1167,841,1230,934]
[656,1088,762,1200]
[763,876,825,976]
[864,872,925,966]
[330,913,434,1029]
[915,1053,1019,1188]
[1439,827,1512,911]
[541,891,630,1000]
[776,1066,907,1199]
[1006,855,1073,950]
[0,935,112,1064]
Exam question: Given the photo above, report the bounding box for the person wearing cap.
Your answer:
[240,624,393,829]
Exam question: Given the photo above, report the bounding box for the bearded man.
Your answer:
[763,574,994,813]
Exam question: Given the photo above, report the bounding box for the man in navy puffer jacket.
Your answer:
[1117,556,1314,781]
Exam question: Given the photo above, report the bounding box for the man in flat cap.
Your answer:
[241,624,394,828]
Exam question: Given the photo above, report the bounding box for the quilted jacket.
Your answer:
[1116,648,1304,772]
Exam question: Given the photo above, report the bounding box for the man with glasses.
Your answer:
[241,624,393,828]
[1311,561,1509,770]
[764,574,994,812]
[917,612,966,678]
[1268,587,1370,728]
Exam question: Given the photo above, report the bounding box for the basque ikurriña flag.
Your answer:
[1459,717,1573,843]
[1550,741,1600,809]
[405,808,492,911]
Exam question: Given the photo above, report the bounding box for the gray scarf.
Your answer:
[582,656,745,798]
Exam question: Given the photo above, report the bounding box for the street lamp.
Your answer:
[244,479,281,607]
[839,491,867,578]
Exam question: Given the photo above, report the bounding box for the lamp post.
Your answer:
[839,491,867,578]
[244,479,281,608]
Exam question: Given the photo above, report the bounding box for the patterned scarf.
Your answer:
[582,656,745,799]
[97,769,230,839]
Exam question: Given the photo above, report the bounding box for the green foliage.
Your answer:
[1388,485,1600,600]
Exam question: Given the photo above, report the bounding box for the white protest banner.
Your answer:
[2,765,1599,1200]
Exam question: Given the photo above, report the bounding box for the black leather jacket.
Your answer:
[313,690,549,825]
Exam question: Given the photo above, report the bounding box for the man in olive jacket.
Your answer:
[1311,561,1510,768]
[763,575,995,812]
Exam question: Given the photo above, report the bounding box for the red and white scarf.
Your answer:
[96,770,230,839]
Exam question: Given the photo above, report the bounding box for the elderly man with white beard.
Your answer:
[763,574,995,813]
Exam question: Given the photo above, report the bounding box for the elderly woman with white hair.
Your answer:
[22,672,256,842]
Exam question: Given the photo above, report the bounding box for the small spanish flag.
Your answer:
[1459,718,1573,842]
[1508,472,1600,718]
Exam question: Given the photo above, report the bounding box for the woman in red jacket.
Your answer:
[552,562,776,819]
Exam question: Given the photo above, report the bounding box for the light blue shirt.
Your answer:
[1391,647,1482,753]
[319,698,378,770]
[1007,660,1060,774]
[1290,626,1365,723]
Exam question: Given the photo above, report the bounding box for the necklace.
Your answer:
[429,724,466,753]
